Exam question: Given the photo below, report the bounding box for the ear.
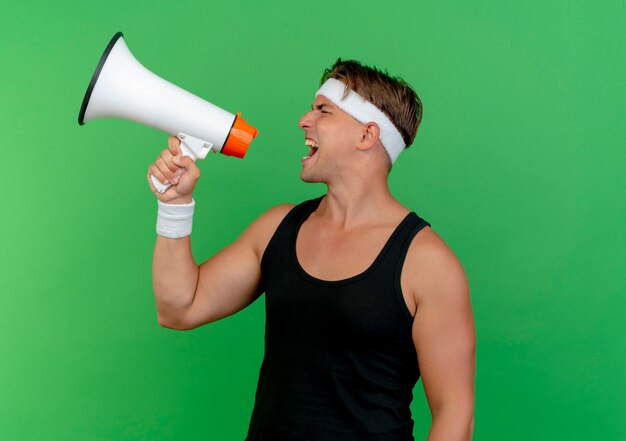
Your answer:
[356,122,381,151]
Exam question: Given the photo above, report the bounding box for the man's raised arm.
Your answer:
[147,137,293,330]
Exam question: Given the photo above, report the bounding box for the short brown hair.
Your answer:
[320,59,423,148]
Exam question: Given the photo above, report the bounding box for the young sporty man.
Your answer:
[148,59,475,441]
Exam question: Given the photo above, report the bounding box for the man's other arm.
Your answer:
[404,230,476,440]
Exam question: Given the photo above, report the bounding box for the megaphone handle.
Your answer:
[151,142,197,194]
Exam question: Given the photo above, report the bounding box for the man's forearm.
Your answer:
[152,236,199,326]
[426,408,474,441]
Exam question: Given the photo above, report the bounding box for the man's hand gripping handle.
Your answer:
[151,133,213,193]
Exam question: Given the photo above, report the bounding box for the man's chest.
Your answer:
[295,220,396,281]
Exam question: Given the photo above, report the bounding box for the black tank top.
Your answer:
[246,196,431,441]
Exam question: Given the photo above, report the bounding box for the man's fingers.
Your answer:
[148,164,169,186]
[168,136,182,156]
[148,138,201,199]
[155,157,181,184]
[157,148,181,174]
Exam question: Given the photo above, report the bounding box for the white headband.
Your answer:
[315,78,406,164]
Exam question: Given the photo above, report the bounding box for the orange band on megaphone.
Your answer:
[222,113,258,158]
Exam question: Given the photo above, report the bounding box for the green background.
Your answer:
[1,0,624,439]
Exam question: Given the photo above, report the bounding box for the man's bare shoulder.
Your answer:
[253,203,297,230]
[245,203,296,259]
[404,226,469,305]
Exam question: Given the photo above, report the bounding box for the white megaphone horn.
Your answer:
[78,32,258,193]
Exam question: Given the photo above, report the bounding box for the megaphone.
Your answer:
[78,32,258,193]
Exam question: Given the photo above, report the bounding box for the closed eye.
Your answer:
[313,103,332,114]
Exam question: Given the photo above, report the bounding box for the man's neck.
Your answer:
[317,175,407,228]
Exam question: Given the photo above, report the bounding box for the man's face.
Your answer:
[298,94,364,183]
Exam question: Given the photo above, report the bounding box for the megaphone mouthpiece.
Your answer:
[222,113,259,158]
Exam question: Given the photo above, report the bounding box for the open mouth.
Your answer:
[304,138,318,159]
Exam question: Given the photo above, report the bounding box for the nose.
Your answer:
[299,109,315,130]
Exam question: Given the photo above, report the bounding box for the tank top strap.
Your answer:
[260,196,324,271]
[377,212,430,319]
[292,196,324,224]
[391,212,431,266]
[372,212,431,273]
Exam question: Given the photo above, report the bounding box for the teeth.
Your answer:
[305,139,318,148]
[303,139,318,160]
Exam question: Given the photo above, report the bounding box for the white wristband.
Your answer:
[156,199,195,239]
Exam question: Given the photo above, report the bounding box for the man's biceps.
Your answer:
[201,237,263,288]
[187,248,261,325]
[413,297,475,360]
[200,236,258,270]
[414,311,475,387]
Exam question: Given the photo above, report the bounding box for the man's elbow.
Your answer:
[450,409,474,441]
[430,404,474,441]
[157,313,195,331]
